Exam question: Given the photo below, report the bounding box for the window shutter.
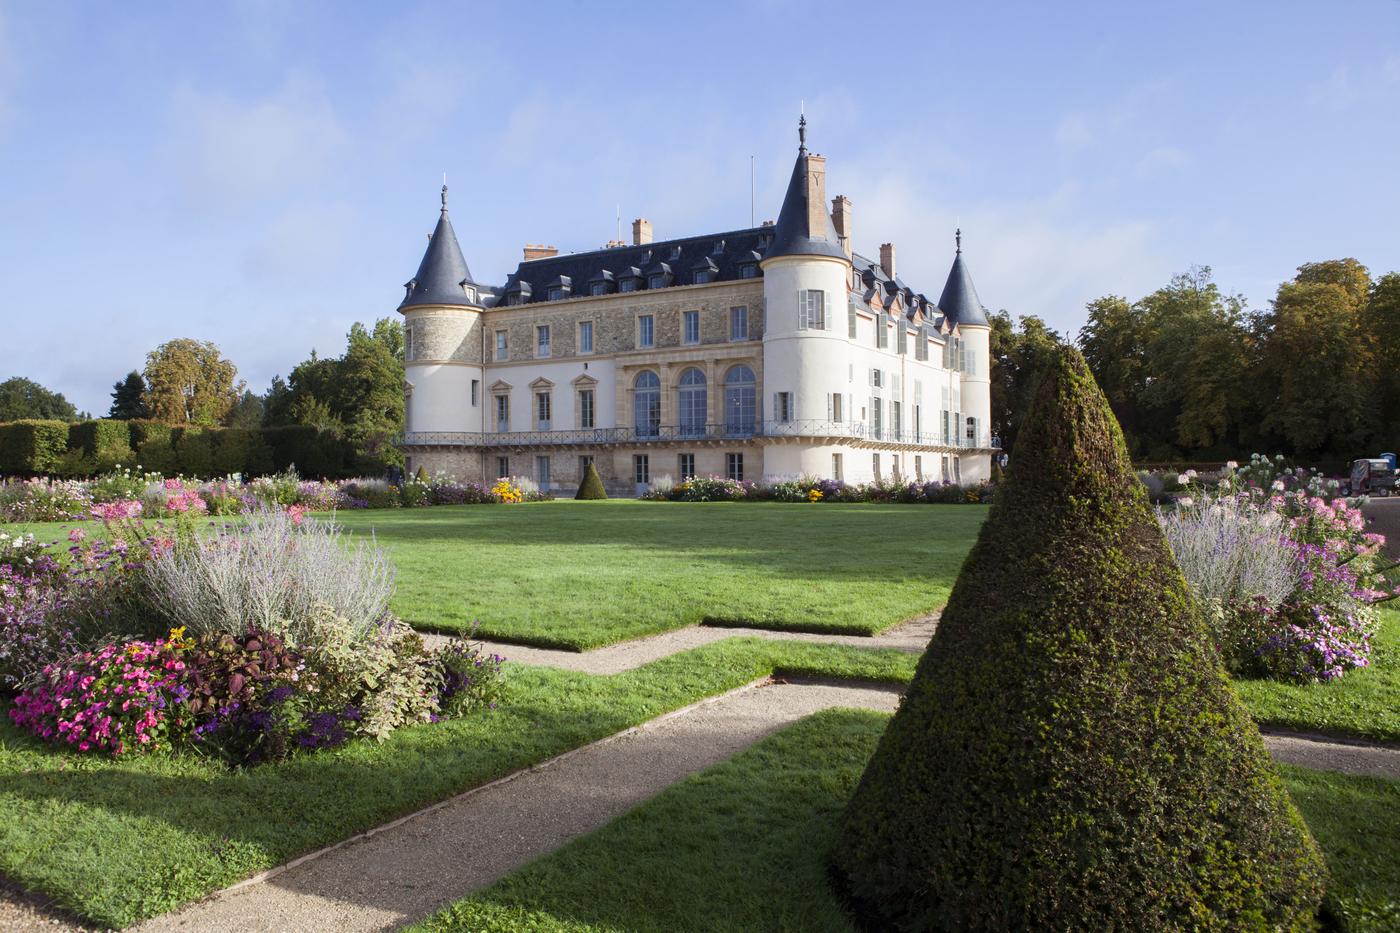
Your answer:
[827,394,833,420]
[796,290,807,330]
[773,393,780,422]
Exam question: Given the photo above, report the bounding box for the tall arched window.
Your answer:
[634,370,661,438]
[724,365,756,435]
[678,368,707,437]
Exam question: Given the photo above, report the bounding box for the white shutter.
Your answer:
[797,291,807,330]
[827,394,833,420]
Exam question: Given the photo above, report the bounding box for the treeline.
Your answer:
[0,319,406,478]
[1079,259,1400,467]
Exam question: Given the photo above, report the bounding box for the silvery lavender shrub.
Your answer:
[142,507,395,647]
[1158,493,1299,671]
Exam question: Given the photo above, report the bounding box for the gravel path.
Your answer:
[424,613,937,674]
[134,679,903,933]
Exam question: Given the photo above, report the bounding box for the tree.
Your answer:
[1364,273,1400,448]
[142,339,244,426]
[988,311,1063,453]
[1254,260,1372,458]
[831,347,1326,929]
[107,371,149,420]
[225,390,264,429]
[0,377,80,422]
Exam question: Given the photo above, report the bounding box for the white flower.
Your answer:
[1179,496,1195,507]
[1272,480,1285,491]
[1226,461,1238,469]
[1177,474,1190,485]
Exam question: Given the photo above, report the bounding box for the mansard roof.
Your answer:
[399,186,482,310]
[850,251,943,334]
[494,227,770,306]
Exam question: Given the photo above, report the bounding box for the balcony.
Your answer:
[401,422,1000,451]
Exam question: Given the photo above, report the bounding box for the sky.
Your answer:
[2,0,1398,415]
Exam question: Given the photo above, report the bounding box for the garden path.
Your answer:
[135,678,903,933]
[424,612,939,674]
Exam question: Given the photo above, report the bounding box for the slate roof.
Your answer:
[850,251,946,340]
[399,187,482,310]
[764,143,848,262]
[492,228,771,307]
[937,248,989,327]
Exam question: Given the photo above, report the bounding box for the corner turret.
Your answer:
[399,185,482,310]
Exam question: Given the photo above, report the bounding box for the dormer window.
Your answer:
[506,293,524,307]
[648,273,665,289]
[711,239,725,254]
[669,246,682,260]
[620,277,638,292]
[545,275,571,302]
[463,285,477,304]
[692,270,710,285]
[588,270,614,297]
[548,287,565,301]
[739,262,758,279]
[590,282,607,296]
[505,280,532,306]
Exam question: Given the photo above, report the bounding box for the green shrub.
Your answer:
[67,420,133,471]
[126,419,172,452]
[136,437,178,475]
[0,420,72,474]
[399,482,430,508]
[176,429,216,478]
[575,462,608,500]
[214,428,273,477]
[264,426,350,479]
[831,347,1327,930]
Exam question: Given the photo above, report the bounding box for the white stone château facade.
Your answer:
[398,121,996,495]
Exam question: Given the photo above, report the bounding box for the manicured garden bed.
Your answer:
[413,709,1400,933]
[0,639,915,928]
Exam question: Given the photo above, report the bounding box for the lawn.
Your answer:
[414,709,1400,933]
[331,500,984,649]
[0,639,916,928]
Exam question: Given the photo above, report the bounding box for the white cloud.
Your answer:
[1135,146,1189,177]
[165,73,345,213]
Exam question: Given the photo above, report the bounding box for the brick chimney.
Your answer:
[523,244,558,261]
[879,242,896,279]
[805,155,827,238]
[831,195,852,258]
[632,218,653,245]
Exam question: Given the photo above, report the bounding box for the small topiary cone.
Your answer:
[414,465,429,483]
[831,347,1326,930]
[575,462,608,500]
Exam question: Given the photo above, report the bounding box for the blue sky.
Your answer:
[2,0,1398,414]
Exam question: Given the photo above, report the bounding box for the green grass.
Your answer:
[413,710,1400,933]
[330,501,983,648]
[11,501,984,650]
[1233,609,1400,744]
[0,639,916,928]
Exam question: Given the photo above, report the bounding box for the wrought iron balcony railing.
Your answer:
[400,422,1000,450]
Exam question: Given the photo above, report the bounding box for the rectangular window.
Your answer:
[634,454,650,485]
[496,456,510,479]
[683,309,700,345]
[547,286,565,301]
[638,314,654,348]
[726,452,744,481]
[578,454,593,476]
[679,453,695,479]
[797,290,826,330]
[692,270,709,285]
[897,325,907,355]
[915,403,922,439]
[471,379,479,407]
[495,330,508,361]
[954,456,962,483]
[872,397,883,439]
[877,316,889,349]
[578,389,595,429]
[404,326,413,361]
[579,320,594,354]
[536,391,551,430]
[537,325,551,358]
[590,281,607,297]
[648,273,666,290]
[848,303,857,339]
[739,263,758,279]
[916,333,928,361]
[495,394,509,433]
[941,455,951,482]
[872,452,881,479]
[870,368,883,388]
[619,277,637,293]
[775,391,793,423]
[830,393,844,422]
[730,306,748,341]
[536,456,551,487]
[892,400,902,440]
[832,452,843,481]
[915,455,923,480]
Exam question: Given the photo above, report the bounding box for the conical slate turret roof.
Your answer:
[764,119,848,263]
[399,186,479,310]
[937,230,988,327]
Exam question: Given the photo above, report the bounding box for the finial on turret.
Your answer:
[955,227,962,255]
[798,113,807,153]
[440,182,449,213]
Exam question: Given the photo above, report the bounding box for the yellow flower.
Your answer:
[808,488,824,502]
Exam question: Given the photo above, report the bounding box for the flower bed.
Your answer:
[1160,454,1399,683]
[1,507,505,766]
[0,467,550,523]
[643,474,992,504]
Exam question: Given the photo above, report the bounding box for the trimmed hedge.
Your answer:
[831,348,1327,929]
[575,462,608,500]
[0,420,71,474]
[0,420,351,479]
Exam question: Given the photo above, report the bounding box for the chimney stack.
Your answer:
[880,242,896,279]
[831,195,852,258]
[632,218,653,245]
[523,244,558,261]
[804,154,827,238]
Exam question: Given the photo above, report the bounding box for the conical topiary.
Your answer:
[831,347,1326,930]
[575,462,608,500]
[414,465,429,483]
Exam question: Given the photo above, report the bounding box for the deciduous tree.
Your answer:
[142,339,243,426]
